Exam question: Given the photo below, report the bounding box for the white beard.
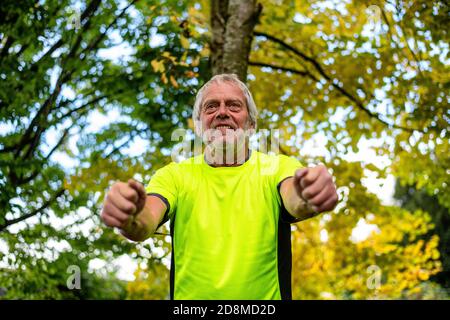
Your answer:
[202,127,254,165]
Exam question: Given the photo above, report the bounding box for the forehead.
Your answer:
[202,81,245,102]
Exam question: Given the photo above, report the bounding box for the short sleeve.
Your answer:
[274,155,304,185]
[145,162,179,227]
[273,155,305,223]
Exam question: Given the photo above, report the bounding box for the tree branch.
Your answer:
[14,122,76,186]
[1,0,138,157]
[79,0,139,59]
[18,103,95,186]
[28,0,101,69]
[28,0,138,147]
[248,60,318,81]
[0,36,14,60]
[253,30,421,133]
[381,8,424,80]
[55,93,109,124]
[254,31,329,80]
[4,0,103,158]
[104,136,135,159]
[0,188,65,232]
[104,127,147,159]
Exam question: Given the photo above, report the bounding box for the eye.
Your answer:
[204,103,218,113]
[228,102,242,111]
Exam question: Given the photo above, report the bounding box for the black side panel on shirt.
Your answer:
[277,177,303,224]
[146,192,174,299]
[277,216,293,300]
[169,215,175,300]
[276,177,299,300]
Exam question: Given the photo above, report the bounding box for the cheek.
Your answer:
[202,115,213,128]
[236,113,249,125]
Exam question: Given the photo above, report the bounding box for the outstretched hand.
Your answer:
[292,165,338,214]
[101,179,147,229]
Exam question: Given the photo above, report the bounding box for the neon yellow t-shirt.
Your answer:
[145,150,303,300]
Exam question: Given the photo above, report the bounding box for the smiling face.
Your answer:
[199,81,253,146]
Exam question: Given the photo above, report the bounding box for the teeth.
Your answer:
[216,126,232,129]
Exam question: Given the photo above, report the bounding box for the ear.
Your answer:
[249,119,256,131]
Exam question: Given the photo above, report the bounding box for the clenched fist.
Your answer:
[101,179,147,229]
[293,165,338,213]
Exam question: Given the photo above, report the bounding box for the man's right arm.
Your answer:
[101,179,167,242]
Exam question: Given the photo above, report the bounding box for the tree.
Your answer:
[394,180,450,289]
[126,260,170,299]
[127,0,448,299]
[209,0,262,80]
[0,0,206,299]
[290,160,441,299]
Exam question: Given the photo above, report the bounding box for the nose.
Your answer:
[216,101,229,119]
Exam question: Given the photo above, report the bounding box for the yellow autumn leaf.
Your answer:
[162,51,176,62]
[180,36,189,49]
[188,6,206,25]
[185,70,197,78]
[170,75,178,88]
[191,56,200,67]
[432,249,440,260]
[151,59,165,73]
[161,73,168,84]
[418,271,429,281]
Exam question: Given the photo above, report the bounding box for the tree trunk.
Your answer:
[210,0,262,81]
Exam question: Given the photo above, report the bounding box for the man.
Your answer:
[101,74,338,299]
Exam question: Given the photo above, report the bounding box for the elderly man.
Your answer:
[101,74,338,300]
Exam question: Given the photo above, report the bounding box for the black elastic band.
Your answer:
[147,193,171,228]
[277,177,303,224]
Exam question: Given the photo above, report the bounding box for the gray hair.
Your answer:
[192,74,258,135]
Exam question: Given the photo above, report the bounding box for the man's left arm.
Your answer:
[280,165,338,222]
